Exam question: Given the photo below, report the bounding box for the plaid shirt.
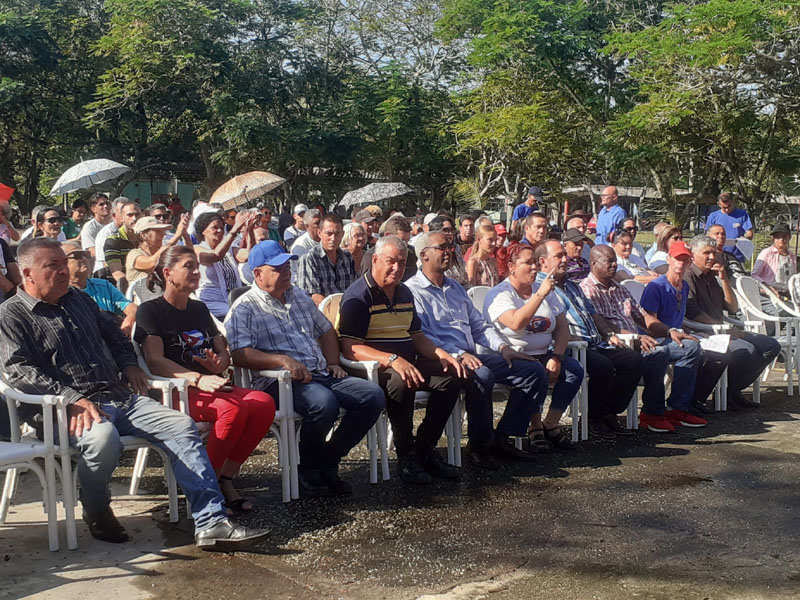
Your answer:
[225,284,332,389]
[296,245,356,298]
[0,287,138,406]
[579,272,643,333]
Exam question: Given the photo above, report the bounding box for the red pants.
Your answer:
[183,386,276,471]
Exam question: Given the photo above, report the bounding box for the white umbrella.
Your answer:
[339,182,414,208]
[49,158,131,196]
[210,171,287,210]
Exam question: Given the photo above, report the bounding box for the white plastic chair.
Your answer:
[735,276,798,396]
[735,238,754,261]
[620,279,645,303]
[0,382,61,551]
[466,285,491,313]
[126,276,162,305]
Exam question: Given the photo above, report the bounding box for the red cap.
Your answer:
[668,240,692,260]
[494,224,508,235]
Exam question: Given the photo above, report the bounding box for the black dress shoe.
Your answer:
[420,448,460,480]
[320,468,353,496]
[463,442,501,470]
[603,416,635,436]
[728,390,760,408]
[195,519,271,552]
[492,438,538,462]
[588,418,616,439]
[83,508,129,544]
[397,453,433,485]
[298,470,329,497]
[689,401,715,416]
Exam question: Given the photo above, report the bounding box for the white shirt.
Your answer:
[94,222,119,273]
[486,280,565,355]
[81,218,107,274]
[20,227,66,243]
[647,250,668,271]
[616,253,650,277]
[631,241,646,261]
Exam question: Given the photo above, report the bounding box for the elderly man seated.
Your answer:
[707,224,747,280]
[406,231,547,468]
[226,241,385,496]
[562,228,591,281]
[544,240,670,438]
[361,216,418,282]
[685,235,781,409]
[0,238,268,550]
[339,236,466,484]
[296,213,356,305]
[62,241,137,336]
[580,245,706,432]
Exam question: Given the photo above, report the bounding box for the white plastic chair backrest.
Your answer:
[620,279,645,304]
[467,286,491,313]
[789,273,800,312]
[127,277,163,305]
[736,276,764,311]
[736,238,754,261]
[318,293,343,326]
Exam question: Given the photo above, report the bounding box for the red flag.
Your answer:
[0,183,14,203]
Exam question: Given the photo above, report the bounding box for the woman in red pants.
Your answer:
[135,245,275,512]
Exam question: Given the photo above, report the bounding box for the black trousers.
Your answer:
[586,347,645,418]
[378,357,461,457]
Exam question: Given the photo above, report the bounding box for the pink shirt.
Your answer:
[751,245,796,288]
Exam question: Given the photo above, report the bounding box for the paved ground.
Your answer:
[2,372,800,600]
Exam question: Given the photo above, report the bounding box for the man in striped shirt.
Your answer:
[339,236,467,485]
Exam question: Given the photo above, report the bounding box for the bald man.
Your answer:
[595,186,626,247]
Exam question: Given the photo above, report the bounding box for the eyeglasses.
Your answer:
[66,251,90,261]
[44,217,64,224]
[152,213,169,221]
[624,226,638,232]
[424,244,454,252]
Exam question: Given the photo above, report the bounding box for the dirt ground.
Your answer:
[2,373,799,600]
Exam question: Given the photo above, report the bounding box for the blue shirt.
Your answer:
[595,204,626,246]
[82,278,131,315]
[705,207,752,261]
[544,274,603,348]
[639,275,688,330]
[512,202,536,223]
[406,271,507,355]
[644,241,658,263]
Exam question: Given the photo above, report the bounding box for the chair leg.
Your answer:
[580,382,589,441]
[720,369,728,411]
[42,455,59,551]
[367,425,378,484]
[570,395,579,443]
[289,419,300,500]
[0,468,18,524]
[62,454,78,550]
[376,413,391,481]
[129,447,149,495]
[626,391,639,430]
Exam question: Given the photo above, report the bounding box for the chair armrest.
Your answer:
[256,369,292,383]
[566,340,588,349]
[617,333,639,349]
[340,356,381,382]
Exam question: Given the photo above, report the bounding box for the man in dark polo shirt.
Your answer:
[339,236,467,485]
[685,235,780,409]
[104,200,142,285]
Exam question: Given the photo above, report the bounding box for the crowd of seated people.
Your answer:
[0,189,796,553]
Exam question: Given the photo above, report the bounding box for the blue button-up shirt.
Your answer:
[406,270,508,355]
[595,204,626,245]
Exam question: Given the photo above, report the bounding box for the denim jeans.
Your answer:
[266,372,385,472]
[532,353,584,413]
[71,395,227,532]
[464,353,549,443]
[646,339,700,413]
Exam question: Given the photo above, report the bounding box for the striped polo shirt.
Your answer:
[338,272,421,361]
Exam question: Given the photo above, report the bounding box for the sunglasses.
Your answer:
[66,251,90,261]
[44,217,65,224]
[152,213,170,221]
[624,226,638,232]
[96,202,110,207]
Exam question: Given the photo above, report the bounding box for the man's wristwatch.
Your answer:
[387,353,399,366]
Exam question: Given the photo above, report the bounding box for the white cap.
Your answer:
[423,212,437,226]
[293,203,309,215]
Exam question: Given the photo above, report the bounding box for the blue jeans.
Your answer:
[72,395,227,532]
[266,372,385,473]
[533,353,584,413]
[646,339,700,413]
[464,354,549,444]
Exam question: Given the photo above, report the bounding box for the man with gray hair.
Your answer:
[339,236,467,485]
[289,208,322,258]
[0,237,269,550]
[685,234,780,409]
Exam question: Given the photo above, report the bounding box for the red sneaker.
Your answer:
[639,412,675,433]
[664,409,707,428]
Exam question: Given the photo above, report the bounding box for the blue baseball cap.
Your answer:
[528,185,544,199]
[247,240,297,270]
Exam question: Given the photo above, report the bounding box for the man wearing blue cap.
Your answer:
[511,186,543,230]
[225,241,386,497]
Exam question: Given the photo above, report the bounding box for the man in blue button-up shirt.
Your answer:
[595,186,626,245]
[406,231,549,468]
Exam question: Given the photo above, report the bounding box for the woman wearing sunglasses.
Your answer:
[647,225,683,274]
[20,205,67,242]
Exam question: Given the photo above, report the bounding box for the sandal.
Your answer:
[527,428,553,453]
[543,425,575,450]
[219,476,254,513]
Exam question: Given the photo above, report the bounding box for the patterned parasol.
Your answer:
[339,182,414,208]
[210,171,287,210]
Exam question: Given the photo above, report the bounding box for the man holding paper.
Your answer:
[685,235,781,409]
